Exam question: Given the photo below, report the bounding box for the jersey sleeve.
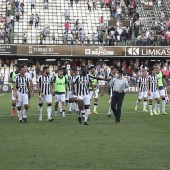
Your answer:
[65,77,67,84]
[10,72,13,78]
[53,76,56,83]
[13,75,17,83]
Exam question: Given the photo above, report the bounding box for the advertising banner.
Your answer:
[0,45,17,55]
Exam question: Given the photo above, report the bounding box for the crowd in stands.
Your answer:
[0,0,170,45]
[0,58,170,85]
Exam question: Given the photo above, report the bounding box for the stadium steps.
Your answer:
[13,0,111,44]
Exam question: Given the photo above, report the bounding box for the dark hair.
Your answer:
[58,67,63,71]
[15,64,20,68]
[117,68,123,75]
[70,67,77,71]
[20,63,26,69]
[43,66,49,70]
[90,66,96,70]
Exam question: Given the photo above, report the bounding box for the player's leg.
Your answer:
[135,92,142,110]
[148,93,153,115]
[108,95,112,117]
[22,94,29,123]
[159,89,167,115]
[16,92,23,122]
[153,91,160,115]
[111,92,119,122]
[77,96,84,124]
[61,94,66,117]
[11,90,16,116]
[143,92,148,112]
[46,94,54,121]
[54,94,59,116]
[83,95,90,125]
[73,95,79,114]
[93,91,98,114]
[89,91,93,114]
[68,92,73,114]
[38,95,44,121]
[65,91,69,107]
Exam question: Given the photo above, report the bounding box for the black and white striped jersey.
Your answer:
[68,75,74,92]
[147,75,158,92]
[73,74,92,96]
[14,74,29,94]
[137,77,148,92]
[37,75,53,95]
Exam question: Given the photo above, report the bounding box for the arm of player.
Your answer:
[27,83,31,97]
[30,79,34,97]
[147,81,151,96]
[13,82,18,99]
[101,84,107,97]
[37,82,45,97]
[51,83,54,95]
[90,83,96,97]
[136,82,140,92]
[124,79,129,93]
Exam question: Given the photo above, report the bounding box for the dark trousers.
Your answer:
[111,91,125,122]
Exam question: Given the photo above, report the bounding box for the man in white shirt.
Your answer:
[116,6,122,21]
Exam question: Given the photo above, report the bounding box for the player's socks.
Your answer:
[62,110,66,117]
[54,108,58,116]
[76,103,79,112]
[136,99,140,106]
[108,105,111,115]
[38,105,43,120]
[93,102,98,111]
[68,102,72,112]
[149,104,153,115]
[162,98,166,113]
[12,107,15,116]
[84,109,89,122]
[143,100,147,109]
[17,110,22,121]
[81,110,85,119]
[23,109,27,119]
[47,105,52,119]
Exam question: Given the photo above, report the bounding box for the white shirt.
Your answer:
[25,72,32,81]
[117,7,122,14]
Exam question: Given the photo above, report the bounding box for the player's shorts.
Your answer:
[138,91,148,100]
[78,95,90,105]
[38,94,52,104]
[159,89,165,97]
[90,90,99,99]
[16,91,29,107]
[11,90,16,100]
[66,91,73,100]
[148,91,160,100]
[54,93,65,102]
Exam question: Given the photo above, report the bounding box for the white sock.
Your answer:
[149,104,152,113]
[69,102,72,112]
[23,109,27,118]
[108,105,111,114]
[157,102,160,114]
[94,102,98,111]
[136,99,140,106]
[85,109,88,122]
[47,106,52,119]
[59,101,62,112]
[55,108,58,114]
[143,101,147,109]
[162,99,166,112]
[76,103,79,112]
[18,110,22,121]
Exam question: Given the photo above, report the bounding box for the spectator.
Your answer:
[23,34,27,44]
[100,0,105,9]
[30,0,35,12]
[20,2,24,16]
[36,63,41,80]
[70,32,74,45]
[87,33,90,45]
[63,32,67,45]
[7,2,12,14]
[44,0,49,9]
[52,33,56,44]
[93,1,97,11]
[35,14,39,28]
[15,10,20,22]
[87,0,91,12]
[29,14,34,26]
[15,1,19,11]
[70,0,73,7]
[64,21,69,33]
[65,9,70,20]
[91,32,96,45]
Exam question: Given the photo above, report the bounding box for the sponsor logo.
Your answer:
[2,85,8,91]
[85,47,114,55]
[29,46,54,54]
[127,47,139,55]
[141,48,170,56]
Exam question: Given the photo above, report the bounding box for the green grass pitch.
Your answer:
[0,93,169,170]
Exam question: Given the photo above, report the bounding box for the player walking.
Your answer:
[13,64,31,123]
[37,66,54,121]
[135,69,148,112]
[147,67,161,116]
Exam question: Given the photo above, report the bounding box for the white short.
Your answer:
[159,89,165,97]
[38,94,52,104]
[54,93,65,102]
[90,90,99,99]
[66,91,73,100]
[148,91,160,100]
[78,95,90,105]
[11,90,16,100]
[138,91,148,100]
[16,91,29,107]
